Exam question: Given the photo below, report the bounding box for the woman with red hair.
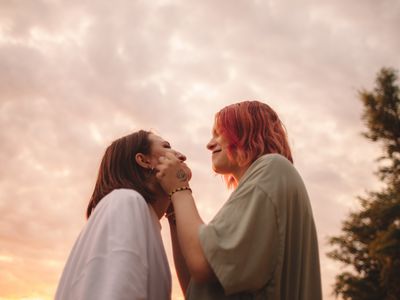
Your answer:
[157,101,322,300]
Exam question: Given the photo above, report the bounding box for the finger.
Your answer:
[155,171,164,179]
[179,163,192,180]
[181,162,191,172]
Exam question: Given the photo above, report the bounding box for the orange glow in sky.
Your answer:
[1,0,398,299]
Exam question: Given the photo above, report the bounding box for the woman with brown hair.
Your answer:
[55,130,185,300]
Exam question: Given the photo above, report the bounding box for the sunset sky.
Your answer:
[1,0,399,299]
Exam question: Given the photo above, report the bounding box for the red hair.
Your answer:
[215,100,293,188]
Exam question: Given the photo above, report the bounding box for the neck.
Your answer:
[232,164,251,184]
[150,195,170,219]
[146,178,170,219]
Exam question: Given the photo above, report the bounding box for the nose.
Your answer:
[207,138,216,151]
[175,151,186,162]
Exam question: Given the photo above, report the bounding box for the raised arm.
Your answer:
[166,205,190,292]
[157,152,216,283]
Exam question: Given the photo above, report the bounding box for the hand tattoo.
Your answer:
[176,169,188,181]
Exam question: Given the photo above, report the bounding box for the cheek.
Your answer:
[153,147,168,156]
[218,137,230,148]
[157,149,167,156]
[152,148,172,161]
[149,151,164,163]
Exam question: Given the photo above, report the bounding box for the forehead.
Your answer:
[149,133,168,144]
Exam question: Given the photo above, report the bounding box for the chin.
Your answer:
[211,164,226,175]
[211,164,220,174]
[211,159,223,173]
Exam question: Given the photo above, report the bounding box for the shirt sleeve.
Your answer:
[199,185,279,295]
[70,190,150,300]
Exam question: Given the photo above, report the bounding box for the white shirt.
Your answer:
[55,189,171,300]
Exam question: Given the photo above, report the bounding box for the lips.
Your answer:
[212,150,222,154]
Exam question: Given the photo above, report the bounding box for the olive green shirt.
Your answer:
[186,154,322,300]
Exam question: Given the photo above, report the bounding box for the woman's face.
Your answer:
[148,133,186,165]
[206,124,241,175]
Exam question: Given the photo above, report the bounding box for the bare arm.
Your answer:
[157,153,216,283]
[168,216,191,292]
[171,190,215,282]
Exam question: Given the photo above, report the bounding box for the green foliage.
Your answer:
[360,68,400,186]
[328,68,400,300]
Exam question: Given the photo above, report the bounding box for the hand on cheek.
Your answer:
[156,153,191,194]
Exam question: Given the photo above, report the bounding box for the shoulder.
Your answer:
[241,154,294,182]
[100,189,149,215]
[88,189,155,233]
[238,154,304,195]
[107,188,146,201]
[254,153,292,170]
[85,189,154,255]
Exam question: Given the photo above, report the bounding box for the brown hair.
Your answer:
[86,130,155,218]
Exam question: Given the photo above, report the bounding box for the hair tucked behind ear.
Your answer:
[216,100,293,188]
[86,130,154,218]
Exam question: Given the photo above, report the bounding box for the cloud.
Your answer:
[0,0,399,298]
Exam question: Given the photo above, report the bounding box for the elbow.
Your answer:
[188,259,215,283]
[191,270,211,283]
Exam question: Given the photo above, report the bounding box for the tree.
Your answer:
[327,68,400,300]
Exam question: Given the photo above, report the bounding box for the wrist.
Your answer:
[168,186,192,200]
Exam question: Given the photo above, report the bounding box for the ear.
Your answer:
[135,153,151,169]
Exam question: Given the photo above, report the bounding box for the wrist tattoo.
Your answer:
[176,169,187,181]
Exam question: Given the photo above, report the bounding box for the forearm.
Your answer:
[171,190,216,282]
[169,219,191,293]
[155,153,215,282]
